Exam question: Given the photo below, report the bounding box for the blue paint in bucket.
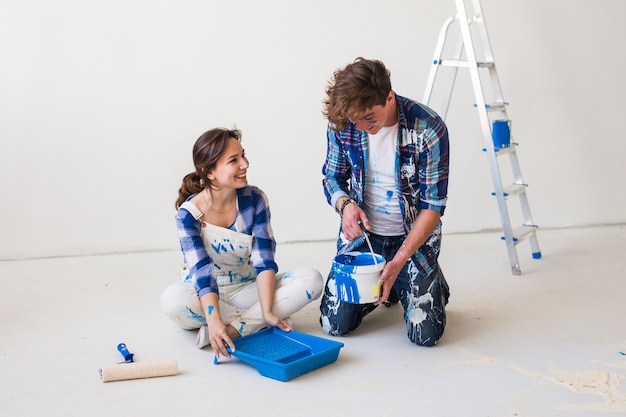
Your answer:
[332,252,385,304]
[492,120,511,149]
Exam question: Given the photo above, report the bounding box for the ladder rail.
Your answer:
[423,14,461,120]
[438,36,465,121]
[508,148,524,185]
[470,0,506,104]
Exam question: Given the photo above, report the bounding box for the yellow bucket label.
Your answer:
[372,285,382,298]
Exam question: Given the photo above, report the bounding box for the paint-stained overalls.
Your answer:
[161,201,323,337]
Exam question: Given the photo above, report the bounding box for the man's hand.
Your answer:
[341,202,370,241]
[375,257,403,305]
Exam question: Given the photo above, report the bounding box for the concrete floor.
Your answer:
[1,224,625,416]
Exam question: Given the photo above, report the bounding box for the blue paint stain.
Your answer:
[386,190,393,200]
[186,306,205,323]
[240,272,254,282]
[210,239,231,254]
[334,270,360,303]
[210,242,222,254]
[238,321,246,334]
[207,305,214,316]
[333,253,383,303]
[306,290,313,300]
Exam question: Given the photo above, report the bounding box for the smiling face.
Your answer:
[207,137,249,189]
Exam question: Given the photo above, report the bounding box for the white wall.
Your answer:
[1,0,625,260]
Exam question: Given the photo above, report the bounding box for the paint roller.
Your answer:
[99,343,178,382]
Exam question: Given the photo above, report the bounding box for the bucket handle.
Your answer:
[362,230,379,265]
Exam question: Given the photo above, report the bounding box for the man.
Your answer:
[320,57,450,347]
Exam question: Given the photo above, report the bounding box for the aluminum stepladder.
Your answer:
[423,0,541,275]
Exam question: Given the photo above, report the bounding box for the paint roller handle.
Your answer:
[117,343,135,363]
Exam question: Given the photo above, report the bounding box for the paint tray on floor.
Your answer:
[227,327,344,381]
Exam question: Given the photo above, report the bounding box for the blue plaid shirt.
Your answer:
[322,94,449,274]
[176,185,278,297]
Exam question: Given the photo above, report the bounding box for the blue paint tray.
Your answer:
[227,328,344,381]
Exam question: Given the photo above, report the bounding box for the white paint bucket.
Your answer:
[332,252,386,304]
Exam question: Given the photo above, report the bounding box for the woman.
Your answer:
[161,128,323,359]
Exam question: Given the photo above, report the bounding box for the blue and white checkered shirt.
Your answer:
[176,185,278,297]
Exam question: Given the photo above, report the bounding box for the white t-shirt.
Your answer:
[364,123,405,236]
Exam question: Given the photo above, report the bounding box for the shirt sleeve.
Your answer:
[175,207,218,297]
[419,117,449,215]
[322,126,351,209]
[240,187,279,275]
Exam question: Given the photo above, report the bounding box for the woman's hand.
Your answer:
[255,270,292,332]
[200,294,237,359]
[208,320,235,359]
[262,311,293,332]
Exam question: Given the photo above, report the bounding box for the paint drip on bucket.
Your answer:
[333,252,385,304]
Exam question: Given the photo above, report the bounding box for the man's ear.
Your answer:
[386,90,394,104]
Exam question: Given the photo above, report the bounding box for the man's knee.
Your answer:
[407,323,444,347]
[405,308,446,347]
[320,313,355,337]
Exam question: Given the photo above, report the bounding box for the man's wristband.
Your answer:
[339,198,356,218]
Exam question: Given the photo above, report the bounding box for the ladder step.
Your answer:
[491,183,527,198]
[501,225,538,243]
[437,59,494,68]
[482,143,517,154]
[438,59,469,67]
[472,102,508,111]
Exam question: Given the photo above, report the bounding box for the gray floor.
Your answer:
[1,224,625,416]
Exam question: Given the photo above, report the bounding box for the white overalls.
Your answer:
[161,202,323,337]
